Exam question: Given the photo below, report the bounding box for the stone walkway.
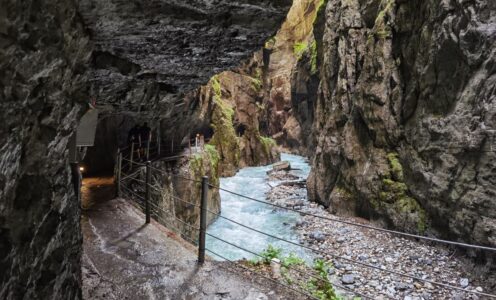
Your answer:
[81,178,304,300]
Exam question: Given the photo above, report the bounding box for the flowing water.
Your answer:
[206,153,313,262]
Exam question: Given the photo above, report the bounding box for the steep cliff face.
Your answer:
[308,0,496,247]
[0,0,91,298]
[262,0,324,155]
[189,64,280,177]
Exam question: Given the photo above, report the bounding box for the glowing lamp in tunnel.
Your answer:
[79,166,85,173]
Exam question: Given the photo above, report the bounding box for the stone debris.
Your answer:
[265,168,493,300]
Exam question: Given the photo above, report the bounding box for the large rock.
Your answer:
[307,0,496,250]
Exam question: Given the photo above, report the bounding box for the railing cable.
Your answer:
[206,232,376,300]
[210,185,496,253]
[203,208,496,299]
[205,248,319,300]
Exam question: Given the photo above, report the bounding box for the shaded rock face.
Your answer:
[0,0,292,299]
[78,0,292,172]
[261,0,323,154]
[191,65,280,177]
[80,0,292,93]
[307,0,496,247]
[0,0,91,298]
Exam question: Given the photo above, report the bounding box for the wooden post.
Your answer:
[130,139,135,170]
[116,149,122,198]
[145,161,151,224]
[157,126,161,156]
[198,176,208,264]
[146,133,151,160]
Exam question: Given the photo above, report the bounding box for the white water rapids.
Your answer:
[206,153,313,262]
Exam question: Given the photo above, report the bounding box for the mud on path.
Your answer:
[81,177,306,299]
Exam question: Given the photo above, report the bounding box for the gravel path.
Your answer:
[266,169,495,300]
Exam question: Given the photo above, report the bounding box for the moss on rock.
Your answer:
[208,76,240,176]
[293,42,308,59]
[387,152,404,181]
[374,151,427,233]
[259,135,276,157]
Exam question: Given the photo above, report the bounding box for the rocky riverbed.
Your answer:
[266,166,495,300]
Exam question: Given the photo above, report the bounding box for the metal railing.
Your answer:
[114,150,496,299]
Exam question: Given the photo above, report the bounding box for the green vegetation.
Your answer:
[211,75,222,100]
[387,152,404,181]
[250,246,339,300]
[281,252,305,268]
[374,151,427,234]
[250,77,263,92]
[189,145,221,187]
[264,36,276,49]
[260,244,282,263]
[293,42,308,59]
[334,186,353,202]
[209,75,240,172]
[371,0,395,40]
[259,135,276,157]
[306,259,338,300]
[204,144,220,175]
[313,0,328,25]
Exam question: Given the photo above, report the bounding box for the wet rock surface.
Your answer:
[1,0,292,298]
[82,194,305,299]
[0,0,91,298]
[266,168,495,299]
[80,0,292,94]
[307,0,496,251]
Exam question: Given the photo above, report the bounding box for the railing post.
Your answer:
[116,149,122,198]
[130,139,135,170]
[145,161,151,224]
[157,129,161,157]
[146,135,151,161]
[198,176,208,264]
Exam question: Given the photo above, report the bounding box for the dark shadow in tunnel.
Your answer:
[82,114,134,177]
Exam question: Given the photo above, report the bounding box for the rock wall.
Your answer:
[261,0,324,154]
[0,0,292,298]
[190,67,280,177]
[0,0,91,298]
[146,150,221,241]
[307,0,496,248]
[78,0,292,173]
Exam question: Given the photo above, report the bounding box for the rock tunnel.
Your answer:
[0,0,292,298]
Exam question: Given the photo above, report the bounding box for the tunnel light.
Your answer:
[79,166,85,172]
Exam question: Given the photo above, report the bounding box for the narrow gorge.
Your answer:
[0,0,495,299]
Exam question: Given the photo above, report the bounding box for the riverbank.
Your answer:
[266,165,494,300]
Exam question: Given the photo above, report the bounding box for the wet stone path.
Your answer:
[81,178,306,299]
